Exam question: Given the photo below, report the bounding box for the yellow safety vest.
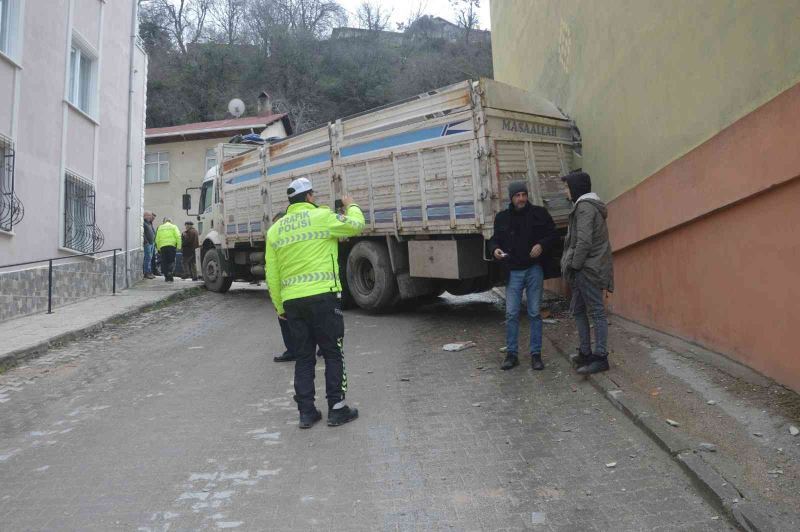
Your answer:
[265,202,365,314]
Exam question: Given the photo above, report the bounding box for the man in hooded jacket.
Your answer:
[560,172,614,375]
[490,181,559,371]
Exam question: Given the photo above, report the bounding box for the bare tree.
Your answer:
[148,0,212,53]
[210,0,248,45]
[396,1,427,32]
[449,0,480,42]
[272,95,319,133]
[273,0,346,37]
[355,1,392,32]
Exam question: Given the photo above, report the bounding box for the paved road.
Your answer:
[0,287,732,531]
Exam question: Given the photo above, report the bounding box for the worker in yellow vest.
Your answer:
[265,177,365,429]
[155,218,182,282]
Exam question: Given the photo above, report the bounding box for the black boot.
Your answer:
[570,349,592,368]
[531,353,545,371]
[327,405,359,427]
[501,353,519,370]
[273,351,298,362]
[298,408,322,429]
[576,355,610,375]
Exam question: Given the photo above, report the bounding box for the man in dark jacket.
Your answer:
[560,172,614,375]
[181,221,200,281]
[142,212,156,279]
[490,181,559,370]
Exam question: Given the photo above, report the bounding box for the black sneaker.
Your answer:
[299,408,322,429]
[576,356,610,375]
[570,350,592,368]
[273,351,298,363]
[327,405,359,427]
[531,353,545,371]
[500,354,519,370]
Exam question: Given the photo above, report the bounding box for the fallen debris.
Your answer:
[698,443,717,453]
[605,462,617,468]
[753,432,764,438]
[666,419,680,427]
[767,469,784,475]
[531,512,546,525]
[471,403,481,407]
[443,342,476,352]
[707,400,717,405]
[790,425,799,437]
[542,319,558,324]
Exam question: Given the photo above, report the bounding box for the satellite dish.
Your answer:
[228,98,245,118]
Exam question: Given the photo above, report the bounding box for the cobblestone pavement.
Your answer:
[0,288,733,531]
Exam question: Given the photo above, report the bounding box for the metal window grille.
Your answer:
[0,139,22,232]
[64,173,104,252]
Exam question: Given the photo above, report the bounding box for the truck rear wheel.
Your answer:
[346,241,398,312]
[203,248,233,293]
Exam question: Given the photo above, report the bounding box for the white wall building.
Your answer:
[144,114,291,227]
[0,0,147,322]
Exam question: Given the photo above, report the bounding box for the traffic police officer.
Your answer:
[265,177,365,429]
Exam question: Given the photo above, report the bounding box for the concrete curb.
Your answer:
[546,335,779,532]
[0,286,204,373]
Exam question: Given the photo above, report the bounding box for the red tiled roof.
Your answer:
[146,114,287,138]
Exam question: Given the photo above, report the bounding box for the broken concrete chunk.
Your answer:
[767,469,784,475]
[789,425,799,436]
[605,462,617,468]
[666,419,680,427]
[706,400,717,405]
[443,342,476,352]
[698,443,717,453]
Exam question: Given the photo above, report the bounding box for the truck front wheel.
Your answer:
[202,248,233,293]
[346,241,398,312]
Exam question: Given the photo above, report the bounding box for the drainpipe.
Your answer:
[124,0,140,288]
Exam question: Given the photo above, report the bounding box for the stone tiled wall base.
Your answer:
[0,249,144,322]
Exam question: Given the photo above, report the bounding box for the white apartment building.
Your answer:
[0,0,147,321]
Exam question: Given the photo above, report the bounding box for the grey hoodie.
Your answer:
[561,193,614,292]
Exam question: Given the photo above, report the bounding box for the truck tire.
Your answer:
[338,252,357,310]
[346,241,398,312]
[203,248,233,293]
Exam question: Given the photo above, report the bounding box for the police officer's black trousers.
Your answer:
[160,246,176,281]
[284,292,347,413]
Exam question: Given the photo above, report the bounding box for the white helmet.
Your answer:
[287,177,313,198]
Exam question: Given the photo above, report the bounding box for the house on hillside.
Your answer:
[331,16,490,46]
[144,105,291,227]
[0,0,147,322]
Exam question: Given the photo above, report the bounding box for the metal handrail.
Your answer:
[0,248,123,314]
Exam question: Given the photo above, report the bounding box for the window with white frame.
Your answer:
[68,38,98,116]
[0,0,20,59]
[145,151,170,183]
[205,148,217,172]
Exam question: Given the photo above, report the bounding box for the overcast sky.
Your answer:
[337,0,491,31]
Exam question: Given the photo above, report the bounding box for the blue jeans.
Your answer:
[143,243,155,275]
[570,271,609,356]
[505,264,544,356]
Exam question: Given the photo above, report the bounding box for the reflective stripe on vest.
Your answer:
[280,271,337,288]
[271,230,331,250]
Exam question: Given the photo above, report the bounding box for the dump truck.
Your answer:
[183,78,577,311]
